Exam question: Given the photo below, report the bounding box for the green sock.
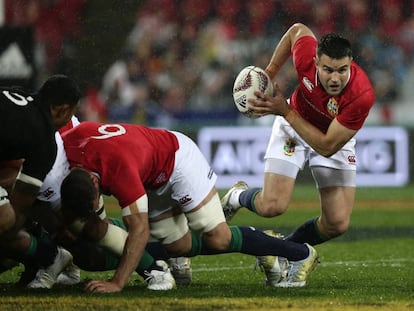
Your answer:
[186,229,202,257]
[227,226,243,252]
[24,235,37,256]
[102,247,155,273]
[136,250,155,272]
[239,188,261,213]
[103,249,120,270]
[194,226,243,255]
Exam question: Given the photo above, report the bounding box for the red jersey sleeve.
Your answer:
[292,36,317,76]
[291,36,375,132]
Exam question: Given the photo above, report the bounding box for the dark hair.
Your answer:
[317,33,352,59]
[60,168,96,219]
[37,74,81,107]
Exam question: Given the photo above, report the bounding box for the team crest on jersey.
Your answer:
[327,98,339,117]
[283,138,296,156]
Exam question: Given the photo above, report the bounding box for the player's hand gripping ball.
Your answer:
[232,66,274,118]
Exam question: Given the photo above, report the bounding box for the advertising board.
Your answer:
[198,126,409,188]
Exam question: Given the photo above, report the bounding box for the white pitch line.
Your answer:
[192,258,413,272]
[320,258,413,267]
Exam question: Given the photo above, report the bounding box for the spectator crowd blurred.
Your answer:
[2,0,86,82]
[3,0,414,128]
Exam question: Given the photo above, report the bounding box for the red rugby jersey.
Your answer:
[61,121,179,209]
[290,36,375,133]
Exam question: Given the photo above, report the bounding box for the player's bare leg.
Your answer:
[221,173,295,220]
[317,185,355,239]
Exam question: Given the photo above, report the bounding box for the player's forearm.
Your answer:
[266,23,309,79]
[284,110,338,157]
[265,31,292,79]
[111,226,149,289]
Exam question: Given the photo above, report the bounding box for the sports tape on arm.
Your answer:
[98,223,128,256]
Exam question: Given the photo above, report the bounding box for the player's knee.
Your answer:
[164,233,192,256]
[324,218,349,238]
[334,219,350,236]
[204,236,231,251]
[259,198,288,217]
[202,223,232,251]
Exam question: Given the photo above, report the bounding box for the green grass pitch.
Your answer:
[0,185,413,311]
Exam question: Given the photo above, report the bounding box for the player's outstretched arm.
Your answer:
[84,206,150,293]
[250,85,356,157]
[265,23,315,79]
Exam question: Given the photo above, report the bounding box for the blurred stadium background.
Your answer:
[0,0,412,185]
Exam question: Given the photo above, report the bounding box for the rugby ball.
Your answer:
[232,66,273,118]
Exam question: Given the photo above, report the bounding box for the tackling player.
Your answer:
[25,115,178,290]
[59,121,319,293]
[221,23,375,286]
[0,75,81,288]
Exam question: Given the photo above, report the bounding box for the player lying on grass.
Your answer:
[9,197,186,291]
[58,121,320,293]
[59,193,190,290]
[0,212,182,290]
[0,76,81,289]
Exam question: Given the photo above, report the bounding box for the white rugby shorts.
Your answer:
[265,116,356,184]
[148,131,217,218]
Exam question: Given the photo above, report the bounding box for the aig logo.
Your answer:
[198,127,272,188]
[198,126,409,188]
[210,140,268,175]
[354,127,409,186]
